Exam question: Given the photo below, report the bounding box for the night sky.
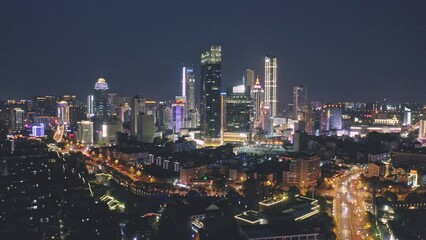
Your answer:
[1,0,426,104]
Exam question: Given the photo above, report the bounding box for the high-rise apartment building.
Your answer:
[264,55,278,117]
[200,45,222,139]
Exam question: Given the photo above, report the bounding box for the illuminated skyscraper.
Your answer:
[57,101,70,124]
[293,86,308,120]
[182,66,196,112]
[251,77,264,124]
[264,55,278,117]
[201,45,222,139]
[94,77,109,120]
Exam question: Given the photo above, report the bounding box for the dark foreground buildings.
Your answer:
[0,139,119,240]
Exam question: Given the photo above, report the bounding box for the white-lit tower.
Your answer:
[264,55,277,117]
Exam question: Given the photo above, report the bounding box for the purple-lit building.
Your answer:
[31,124,45,137]
[171,97,186,134]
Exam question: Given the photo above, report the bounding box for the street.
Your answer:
[334,167,368,240]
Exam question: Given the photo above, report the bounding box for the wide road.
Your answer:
[334,167,368,240]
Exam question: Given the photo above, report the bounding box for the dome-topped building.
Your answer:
[93,77,109,120]
[94,77,109,91]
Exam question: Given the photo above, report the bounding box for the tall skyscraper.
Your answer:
[182,66,196,112]
[94,77,109,120]
[243,68,255,87]
[130,96,146,137]
[251,77,264,124]
[264,55,278,117]
[200,45,222,139]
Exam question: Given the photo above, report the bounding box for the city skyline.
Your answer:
[1,1,426,103]
[2,2,426,239]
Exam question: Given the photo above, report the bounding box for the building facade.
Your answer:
[283,155,320,190]
[77,121,94,145]
[320,104,343,132]
[225,85,251,133]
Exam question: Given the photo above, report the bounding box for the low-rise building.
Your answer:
[367,162,386,177]
[179,164,209,184]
